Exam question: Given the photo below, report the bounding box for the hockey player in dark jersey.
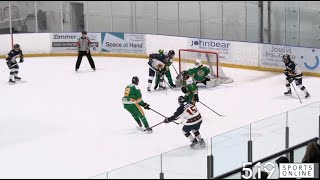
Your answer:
[147,50,175,92]
[283,54,310,98]
[163,96,205,148]
[6,44,24,84]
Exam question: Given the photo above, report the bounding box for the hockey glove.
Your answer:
[284,70,289,77]
[286,76,294,83]
[6,61,12,68]
[143,103,150,110]
[20,58,24,63]
[194,94,199,102]
[163,118,173,123]
[181,86,187,94]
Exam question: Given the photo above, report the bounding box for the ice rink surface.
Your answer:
[0,57,319,178]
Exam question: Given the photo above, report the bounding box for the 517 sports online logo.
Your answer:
[241,162,319,179]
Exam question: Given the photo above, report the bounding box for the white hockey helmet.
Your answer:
[195,59,202,67]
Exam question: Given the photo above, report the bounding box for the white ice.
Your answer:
[0,57,319,179]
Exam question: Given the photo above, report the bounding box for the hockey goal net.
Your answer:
[178,49,233,84]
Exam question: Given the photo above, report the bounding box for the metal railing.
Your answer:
[213,137,319,179]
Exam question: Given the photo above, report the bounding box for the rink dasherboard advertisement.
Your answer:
[101,32,146,54]
[51,33,101,53]
[259,44,320,73]
[188,38,259,66]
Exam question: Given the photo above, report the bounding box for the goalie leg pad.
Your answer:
[206,79,220,88]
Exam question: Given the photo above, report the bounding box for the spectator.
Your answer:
[276,156,290,167]
[302,142,320,163]
[255,171,269,179]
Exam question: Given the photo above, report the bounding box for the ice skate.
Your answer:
[305,92,310,99]
[190,138,199,148]
[136,125,144,131]
[14,76,21,81]
[9,79,16,84]
[284,90,292,96]
[145,127,153,134]
[199,139,206,147]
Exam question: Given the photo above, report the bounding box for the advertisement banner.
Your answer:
[51,33,101,53]
[259,44,320,73]
[188,38,259,66]
[101,32,146,54]
[188,38,232,62]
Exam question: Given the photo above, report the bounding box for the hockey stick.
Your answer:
[199,101,224,117]
[290,82,302,104]
[162,78,173,90]
[150,108,179,125]
[172,64,179,76]
[144,121,164,131]
[164,78,168,95]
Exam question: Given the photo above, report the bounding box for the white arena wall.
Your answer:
[0,32,320,77]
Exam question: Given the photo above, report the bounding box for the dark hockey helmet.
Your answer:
[168,50,175,59]
[132,76,139,85]
[282,54,291,63]
[182,70,189,80]
[13,44,20,51]
[178,96,185,104]
[82,30,87,35]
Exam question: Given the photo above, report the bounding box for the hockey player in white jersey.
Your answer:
[283,54,310,98]
[164,96,205,148]
[147,52,167,92]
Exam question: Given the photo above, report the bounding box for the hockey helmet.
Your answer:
[195,59,202,67]
[182,70,189,80]
[132,76,139,85]
[13,44,20,51]
[82,30,87,35]
[178,96,185,104]
[282,54,291,63]
[167,50,175,59]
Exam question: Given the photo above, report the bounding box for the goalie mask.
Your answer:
[195,59,202,67]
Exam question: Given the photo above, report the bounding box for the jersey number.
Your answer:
[124,88,131,96]
[186,106,198,115]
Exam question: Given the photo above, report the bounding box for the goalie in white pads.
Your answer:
[164,96,205,148]
[283,54,310,99]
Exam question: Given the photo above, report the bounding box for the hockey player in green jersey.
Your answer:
[180,71,199,104]
[122,76,153,133]
[187,59,216,87]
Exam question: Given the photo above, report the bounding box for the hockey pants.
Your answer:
[7,61,19,81]
[76,51,96,70]
[154,70,175,88]
[182,121,203,142]
[124,104,150,128]
[285,75,308,94]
